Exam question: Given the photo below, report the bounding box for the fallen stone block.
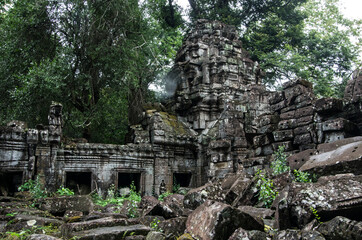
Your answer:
[183,183,212,210]
[237,206,274,225]
[5,214,63,232]
[60,217,128,239]
[146,231,166,240]
[186,201,263,240]
[145,200,183,219]
[317,216,362,240]
[317,136,362,153]
[69,224,152,240]
[273,230,325,240]
[287,149,317,170]
[39,195,94,216]
[28,234,62,240]
[159,216,187,238]
[299,140,362,176]
[276,174,362,229]
[228,228,267,240]
[224,176,252,206]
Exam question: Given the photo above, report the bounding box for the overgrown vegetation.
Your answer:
[294,169,316,183]
[18,175,48,200]
[0,223,59,240]
[254,169,278,208]
[92,182,141,218]
[310,206,323,224]
[18,176,75,207]
[270,145,290,176]
[158,191,173,201]
[56,186,75,196]
[255,145,316,208]
[150,218,163,232]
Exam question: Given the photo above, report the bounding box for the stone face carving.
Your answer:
[0,20,361,197]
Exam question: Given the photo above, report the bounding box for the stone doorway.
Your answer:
[0,171,23,196]
[118,172,141,192]
[65,172,92,195]
[173,172,192,187]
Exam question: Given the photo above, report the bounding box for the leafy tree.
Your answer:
[0,0,57,125]
[0,0,184,143]
[254,0,362,97]
[187,0,307,28]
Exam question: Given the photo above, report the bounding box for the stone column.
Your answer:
[36,103,63,192]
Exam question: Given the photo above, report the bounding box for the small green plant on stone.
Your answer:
[293,170,313,183]
[2,224,59,240]
[56,186,74,196]
[158,191,173,201]
[270,145,290,176]
[255,170,278,208]
[310,206,323,224]
[150,218,163,232]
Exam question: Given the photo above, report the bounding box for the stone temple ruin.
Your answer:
[1,20,362,198]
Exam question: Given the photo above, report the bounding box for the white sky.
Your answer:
[338,0,362,19]
[176,0,362,20]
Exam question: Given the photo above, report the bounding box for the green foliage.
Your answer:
[6,212,17,217]
[270,145,290,176]
[188,0,306,28]
[254,169,278,208]
[92,182,141,218]
[150,218,163,232]
[293,170,311,183]
[56,186,74,196]
[158,191,173,201]
[1,224,58,240]
[249,0,361,97]
[310,206,323,224]
[18,176,48,200]
[128,182,142,203]
[0,0,183,143]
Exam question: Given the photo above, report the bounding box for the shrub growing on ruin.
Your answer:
[158,191,173,201]
[56,186,74,196]
[270,145,290,176]
[293,169,314,183]
[255,169,278,208]
[18,175,48,200]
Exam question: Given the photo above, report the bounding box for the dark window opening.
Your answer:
[66,172,92,195]
[173,173,192,187]
[118,172,141,192]
[0,172,23,196]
